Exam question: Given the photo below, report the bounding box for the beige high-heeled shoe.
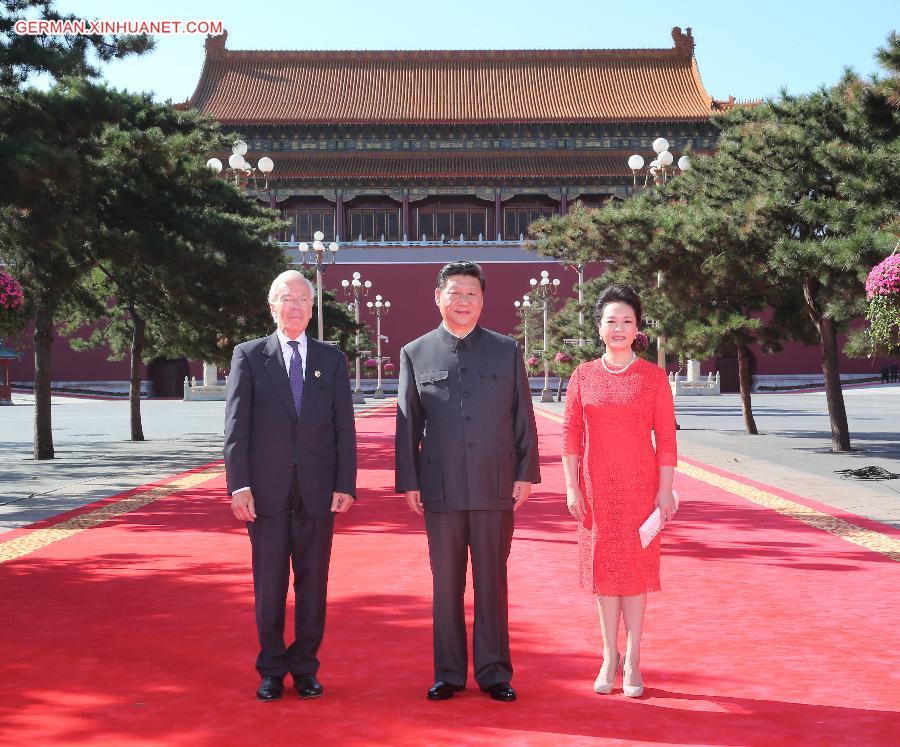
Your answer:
[593,653,620,694]
[622,658,644,698]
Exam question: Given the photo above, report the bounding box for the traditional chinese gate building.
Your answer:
[11,28,889,389]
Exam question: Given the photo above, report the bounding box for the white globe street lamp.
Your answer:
[514,294,533,357]
[342,271,372,403]
[299,230,340,341]
[625,137,692,372]
[207,141,275,192]
[366,295,391,398]
[529,270,560,402]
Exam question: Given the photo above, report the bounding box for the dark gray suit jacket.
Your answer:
[395,325,540,512]
[224,333,356,518]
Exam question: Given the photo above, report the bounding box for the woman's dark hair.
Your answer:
[594,284,642,326]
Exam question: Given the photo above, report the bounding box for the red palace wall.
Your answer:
[9,323,204,385]
[8,262,896,385]
[326,261,592,368]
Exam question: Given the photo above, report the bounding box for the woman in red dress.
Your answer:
[562,284,677,697]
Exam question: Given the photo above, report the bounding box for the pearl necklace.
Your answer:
[601,352,637,375]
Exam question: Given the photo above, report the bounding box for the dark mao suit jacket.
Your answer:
[395,325,540,508]
[224,333,357,515]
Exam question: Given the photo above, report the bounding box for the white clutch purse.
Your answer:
[639,490,680,549]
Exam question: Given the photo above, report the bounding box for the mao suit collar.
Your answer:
[436,323,482,351]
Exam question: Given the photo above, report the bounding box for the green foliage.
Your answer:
[530,30,900,448]
[43,88,287,368]
[865,295,900,353]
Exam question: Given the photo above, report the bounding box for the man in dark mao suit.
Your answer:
[395,261,540,702]
[224,270,356,702]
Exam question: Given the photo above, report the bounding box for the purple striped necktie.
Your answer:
[287,340,304,414]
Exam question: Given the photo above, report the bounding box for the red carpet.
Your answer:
[2,406,898,746]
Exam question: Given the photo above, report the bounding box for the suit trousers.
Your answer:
[248,484,334,679]
[424,509,514,688]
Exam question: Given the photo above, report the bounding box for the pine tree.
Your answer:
[0,0,152,458]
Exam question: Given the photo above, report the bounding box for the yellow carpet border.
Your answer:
[0,405,396,565]
[0,465,225,565]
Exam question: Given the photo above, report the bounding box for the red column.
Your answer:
[494,191,502,240]
[0,361,10,403]
[335,194,344,241]
[560,189,568,215]
[402,193,410,241]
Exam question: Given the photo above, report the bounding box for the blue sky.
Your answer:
[48,0,896,103]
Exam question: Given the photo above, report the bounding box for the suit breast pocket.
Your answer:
[416,369,450,403]
[480,368,511,403]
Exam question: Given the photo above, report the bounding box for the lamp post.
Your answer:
[341,271,372,404]
[627,138,690,369]
[529,270,560,402]
[203,142,276,391]
[366,294,391,398]
[561,262,590,349]
[206,140,274,192]
[513,294,533,357]
[299,231,339,341]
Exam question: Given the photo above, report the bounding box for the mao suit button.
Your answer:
[462,391,470,398]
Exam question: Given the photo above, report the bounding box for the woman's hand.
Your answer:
[566,485,586,523]
[656,490,678,523]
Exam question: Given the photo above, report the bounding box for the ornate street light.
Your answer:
[341,272,372,404]
[627,137,690,189]
[299,231,339,341]
[627,138,691,369]
[529,270,560,402]
[201,142,277,393]
[207,140,274,193]
[513,294,533,358]
[366,294,391,398]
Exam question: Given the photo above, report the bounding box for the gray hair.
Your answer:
[268,270,314,304]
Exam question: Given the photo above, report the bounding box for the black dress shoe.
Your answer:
[294,673,324,699]
[256,675,284,701]
[481,682,516,701]
[427,681,465,700]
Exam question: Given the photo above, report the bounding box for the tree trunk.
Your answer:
[556,376,565,402]
[803,279,851,452]
[817,315,851,452]
[129,310,145,442]
[736,342,758,435]
[32,301,55,460]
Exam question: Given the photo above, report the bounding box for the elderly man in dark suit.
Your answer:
[224,269,356,702]
[395,261,540,702]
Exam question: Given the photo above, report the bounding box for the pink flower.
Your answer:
[383,363,396,375]
[866,254,900,300]
[526,356,540,368]
[364,358,378,368]
[633,331,650,352]
[554,351,573,363]
[0,271,24,310]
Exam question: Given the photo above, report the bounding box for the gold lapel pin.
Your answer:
[314,370,321,377]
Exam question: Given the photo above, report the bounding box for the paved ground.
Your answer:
[1,384,898,533]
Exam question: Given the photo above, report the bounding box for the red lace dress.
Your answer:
[562,357,677,596]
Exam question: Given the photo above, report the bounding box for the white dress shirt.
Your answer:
[232,329,308,497]
[276,328,308,375]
